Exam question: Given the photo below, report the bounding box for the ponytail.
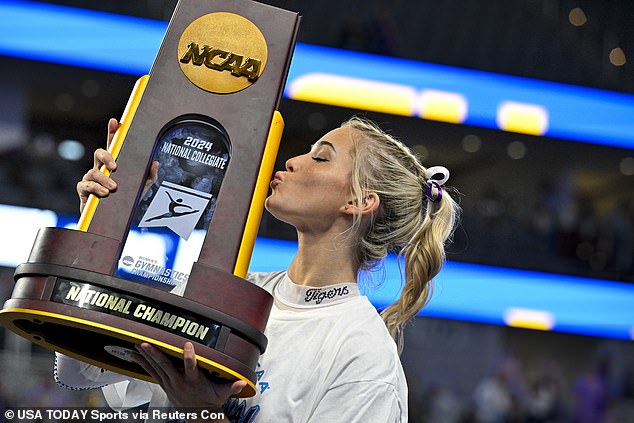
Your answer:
[343,116,460,353]
[381,191,458,352]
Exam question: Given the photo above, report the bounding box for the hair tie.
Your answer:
[424,166,450,203]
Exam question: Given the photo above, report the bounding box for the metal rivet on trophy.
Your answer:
[0,0,301,398]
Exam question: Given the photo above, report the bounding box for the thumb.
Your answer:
[230,380,247,395]
[215,380,247,399]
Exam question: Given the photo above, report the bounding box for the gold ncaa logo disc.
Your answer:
[178,12,268,94]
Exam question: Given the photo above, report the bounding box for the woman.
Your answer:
[60,116,460,422]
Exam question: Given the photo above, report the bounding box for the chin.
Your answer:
[264,191,277,210]
[264,195,280,218]
[264,196,273,212]
[264,196,295,227]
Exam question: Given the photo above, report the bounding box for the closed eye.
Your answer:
[311,157,328,162]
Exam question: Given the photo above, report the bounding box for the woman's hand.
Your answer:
[76,118,159,213]
[134,341,246,414]
[77,118,119,213]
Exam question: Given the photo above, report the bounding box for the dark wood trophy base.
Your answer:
[0,227,273,398]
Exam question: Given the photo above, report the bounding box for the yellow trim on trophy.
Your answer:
[0,307,256,397]
[77,75,150,232]
[233,111,284,278]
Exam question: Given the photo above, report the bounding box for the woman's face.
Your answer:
[265,126,356,233]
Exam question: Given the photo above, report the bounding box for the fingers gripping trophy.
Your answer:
[0,0,301,398]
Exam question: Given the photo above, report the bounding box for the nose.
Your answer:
[285,156,297,172]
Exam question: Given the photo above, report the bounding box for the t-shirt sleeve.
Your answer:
[54,353,129,389]
[307,381,405,423]
[54,353,156,410]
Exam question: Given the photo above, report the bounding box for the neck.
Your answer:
[288,230,359,287]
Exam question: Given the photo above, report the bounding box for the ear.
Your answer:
[342,192,380,217]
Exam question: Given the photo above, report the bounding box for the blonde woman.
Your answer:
[60,116,460,422]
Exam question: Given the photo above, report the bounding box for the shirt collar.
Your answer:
[274,273,360,309]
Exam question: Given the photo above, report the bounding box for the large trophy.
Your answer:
[0,0,300,397]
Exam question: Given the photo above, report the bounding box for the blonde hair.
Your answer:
[343,117,460,353]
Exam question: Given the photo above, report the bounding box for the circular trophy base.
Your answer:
[0,303,257,397]
[0,228,273,399]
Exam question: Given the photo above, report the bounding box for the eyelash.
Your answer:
[311,157,328,162]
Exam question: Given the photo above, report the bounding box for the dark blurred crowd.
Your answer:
[459,179,634,283]
[412,355,634,423]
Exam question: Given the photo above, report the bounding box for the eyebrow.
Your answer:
[310,140,337,153]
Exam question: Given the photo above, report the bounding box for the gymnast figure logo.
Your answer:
[145,191,199,222]
[139,181,212,240]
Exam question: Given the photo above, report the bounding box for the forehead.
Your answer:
[315,126,357,152]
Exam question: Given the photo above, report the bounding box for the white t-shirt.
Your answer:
[55,271,408,422]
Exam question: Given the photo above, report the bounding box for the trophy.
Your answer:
[0,0,300,398]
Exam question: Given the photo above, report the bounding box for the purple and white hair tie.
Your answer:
[424,166,450,203]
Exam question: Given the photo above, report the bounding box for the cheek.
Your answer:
[292,171,349,195]
[325,173,352,200]
[303,172,349,202]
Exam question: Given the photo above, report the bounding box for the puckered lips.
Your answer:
[270,171,283,189]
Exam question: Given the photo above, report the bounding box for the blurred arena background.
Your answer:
[0,0,633,422]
